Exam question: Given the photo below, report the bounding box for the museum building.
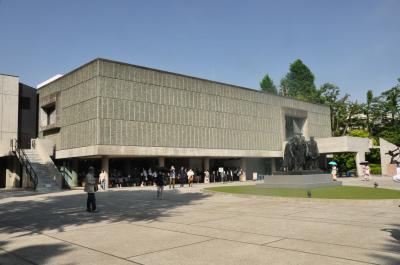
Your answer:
[34,58,333,187]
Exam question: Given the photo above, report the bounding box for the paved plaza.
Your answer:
[0,177,399,265]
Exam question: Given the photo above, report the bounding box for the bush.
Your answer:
[369,163,381,175]
[333,153,356,173]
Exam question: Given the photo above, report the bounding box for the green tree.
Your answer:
[318,83,354,136]
[365,90,373,133]
[378,124,400,146]
[342,101,362,136]
[260,74,277,94]
[280,59,318,101]
[381,84,399,125]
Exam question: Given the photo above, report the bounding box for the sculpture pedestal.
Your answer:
[273,170,323,175]
[257,173,342,189]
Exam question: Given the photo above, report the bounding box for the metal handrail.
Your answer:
[11,139,38,190]
[60,166,73,188]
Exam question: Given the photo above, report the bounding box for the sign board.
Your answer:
[252,172,257,180]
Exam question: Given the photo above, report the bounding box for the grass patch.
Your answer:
[205,185,400,199]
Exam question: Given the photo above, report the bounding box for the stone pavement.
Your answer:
[341,175,400,190]
[0,179,399,265]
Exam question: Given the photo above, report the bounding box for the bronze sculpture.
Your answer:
[283,135,320,172]
[386,147,400,165]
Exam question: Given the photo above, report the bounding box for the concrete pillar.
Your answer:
[158,157,165,168]
[271,158,276,173]
[101,156,109,189]
[203,157,210,171]
[355,152,365,177]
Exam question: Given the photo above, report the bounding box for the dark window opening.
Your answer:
[42,103,56,126]
[20,97,31,109]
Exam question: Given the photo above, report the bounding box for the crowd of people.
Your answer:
[83,165,245,212]
[100,166,245,189]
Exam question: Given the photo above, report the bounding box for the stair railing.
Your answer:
[11,139,38,190]
[60,165,74,188]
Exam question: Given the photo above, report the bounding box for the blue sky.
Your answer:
[0,0,399,101]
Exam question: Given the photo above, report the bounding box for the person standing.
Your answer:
[331,165,337,181]
[187,168,194,187]
[148,168,153,186]
[204,169,210,184]
[364,164,370,181]
[99,170,106,190]
[84,167,97,212]
[228,169,233,182]
[219,168,225,183]
[141,168,147,187]
[179,166,186,187]
[212,171,216,183]
[155,170,165,199]
[169,166,176,189]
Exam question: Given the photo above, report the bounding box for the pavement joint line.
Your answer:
[283,210,309,216]
[129,221,283,247]
[197,209,395,229]
[262,238,286,246]
[125,238,216,259]
[193,223,400,255]
[43,233,143,264]
[0,246,38,265]
[41,220,130,235]
[264,245,379,265]
[186,214,243,225]
[1,223,143,265]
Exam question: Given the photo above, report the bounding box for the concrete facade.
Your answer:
[38,58,331,160]
[0,74,21,188]
[0,74,19,157]
[317,136,372,177]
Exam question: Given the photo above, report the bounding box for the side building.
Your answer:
[37,58,331,186]
[0,74,37,189]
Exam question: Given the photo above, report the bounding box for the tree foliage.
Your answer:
[273,60,399,148]
[270,60,400,171]
[279,59,318,101]
[260,74,277,94]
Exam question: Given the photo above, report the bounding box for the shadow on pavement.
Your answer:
[0,240,73,265]
[0,189,211,264]
[369,224,400,265]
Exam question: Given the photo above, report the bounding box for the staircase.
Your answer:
[22,149,61,192]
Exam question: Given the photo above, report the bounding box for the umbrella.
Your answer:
[359,161,369,165]
[328,161,337,166]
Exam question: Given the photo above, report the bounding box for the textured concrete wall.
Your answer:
[38,59,331,157]
[38,61,99,150]
[97,59,331,151]
[0,74,19,156]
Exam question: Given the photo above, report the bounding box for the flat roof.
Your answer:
[38,57,328,108]
[0,73,19,78]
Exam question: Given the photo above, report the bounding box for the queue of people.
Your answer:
[81,165,245,191]
[83,165,246,212]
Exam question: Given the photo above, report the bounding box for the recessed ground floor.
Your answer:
[56,155,331,188]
